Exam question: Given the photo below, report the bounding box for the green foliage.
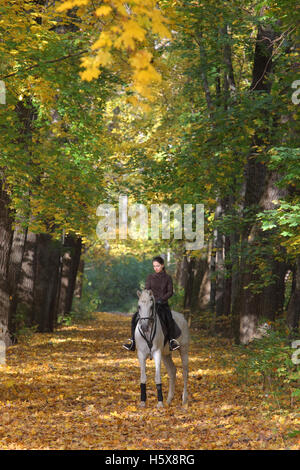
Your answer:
[0,0,120,241]
[57,305,96,326]
[83,254,153,313]
[257,147,300,256]
[168,284,185,311]
[14,303,38,342]
[233,320,300,406]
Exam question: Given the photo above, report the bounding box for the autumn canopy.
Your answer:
[0,0,299,451]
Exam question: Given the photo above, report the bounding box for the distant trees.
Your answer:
[0,0,298,346]
[113,1,300,343]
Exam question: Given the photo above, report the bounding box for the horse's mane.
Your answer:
[140,289,153,301]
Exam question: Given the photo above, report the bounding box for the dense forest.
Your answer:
[0,0,299,450]
[1,0,299,343]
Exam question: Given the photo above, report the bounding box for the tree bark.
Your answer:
[0,186,14,346]
[17,231,37,324]
[176,254,189,289]
[239,171,288,342]
[74,257,84,299]
[238,22,279,344]
[7,225,28,341]
[55,235,82,322]
[286,257,300,331]
[183,256,196,311]
[210,199,228,315]
[32,234,61,332]
[194,243,211,312]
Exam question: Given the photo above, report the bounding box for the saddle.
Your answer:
[156,304,181,345]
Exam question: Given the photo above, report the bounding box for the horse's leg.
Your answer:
[152,349,163,408]
[180,346,189,405]
[137,350,147,407]
[162,353,177,405]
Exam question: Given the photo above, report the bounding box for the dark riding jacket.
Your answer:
[145,270,173,303]
[131,270,180,341]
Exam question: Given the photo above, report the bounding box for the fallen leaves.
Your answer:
[0,312,298,450]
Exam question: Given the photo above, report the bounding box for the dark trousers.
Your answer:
[131,303,181,342]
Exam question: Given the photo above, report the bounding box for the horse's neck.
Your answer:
[136,313,164,348]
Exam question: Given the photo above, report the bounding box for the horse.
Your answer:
[134,288,189,408]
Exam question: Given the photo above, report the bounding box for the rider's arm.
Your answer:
[145,274,152,290]
[161,275,173,302]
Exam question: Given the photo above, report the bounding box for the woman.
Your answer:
[123,256,181,351]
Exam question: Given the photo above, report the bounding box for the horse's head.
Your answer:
[137,289,156,333]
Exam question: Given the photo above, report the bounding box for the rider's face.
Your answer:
[153,261,164,273]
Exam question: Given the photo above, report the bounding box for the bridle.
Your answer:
[137,295,157,354]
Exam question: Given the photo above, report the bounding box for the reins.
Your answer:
[137,298,157,356]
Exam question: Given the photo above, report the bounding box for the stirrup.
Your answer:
[123,339,135,351]
[169,339,180,351]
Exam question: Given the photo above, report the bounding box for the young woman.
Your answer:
[123,256,181,351]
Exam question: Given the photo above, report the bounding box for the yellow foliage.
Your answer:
[95,5,112,16]
[56,0,172,101]
[91,32,113,50]
[129,50,153,70]
[79,66,101,82]
[56,0,89,12]
[0,313,298,449]
[114,21,146,49]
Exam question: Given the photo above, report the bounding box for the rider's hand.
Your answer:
[156,299,163,305]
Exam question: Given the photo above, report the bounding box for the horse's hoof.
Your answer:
[139,401,146,408]
[157,401,164,409]
[182,391,188,404]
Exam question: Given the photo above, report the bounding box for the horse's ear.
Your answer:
[137,290,142,298]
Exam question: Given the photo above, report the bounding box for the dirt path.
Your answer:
[0,312,298,450]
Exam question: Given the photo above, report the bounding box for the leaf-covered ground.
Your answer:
[0,312,299,450]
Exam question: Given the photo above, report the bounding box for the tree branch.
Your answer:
[0,49,89,80]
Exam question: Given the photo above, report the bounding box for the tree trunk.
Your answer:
[238,22,278,344]
[259,253,287,321]
[176,254,189,289]
[210,199,228,316]
[55,235,82,322]
[286,257,300,331]
[190,255,208,313]
[239,170,288,343]
[17,231,37,325]
[74,257,84,299]
[183,256,196,311]
[7,225,28,341]
[32,234,61,332]
[0,186,14,346]
[222,234,232,317]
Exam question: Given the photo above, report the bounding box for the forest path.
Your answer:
[0,312,298,450]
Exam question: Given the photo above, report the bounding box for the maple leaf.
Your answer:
[56,0,171,100]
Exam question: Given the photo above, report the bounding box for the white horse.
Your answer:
[135,289,189,408]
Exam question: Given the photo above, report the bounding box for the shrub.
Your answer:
[233,320,300,407]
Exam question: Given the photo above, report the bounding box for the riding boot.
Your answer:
[123,311,139,351]
[169,338,180,351]
[156,303,181,348]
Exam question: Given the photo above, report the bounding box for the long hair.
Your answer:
[152,256,165,270]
